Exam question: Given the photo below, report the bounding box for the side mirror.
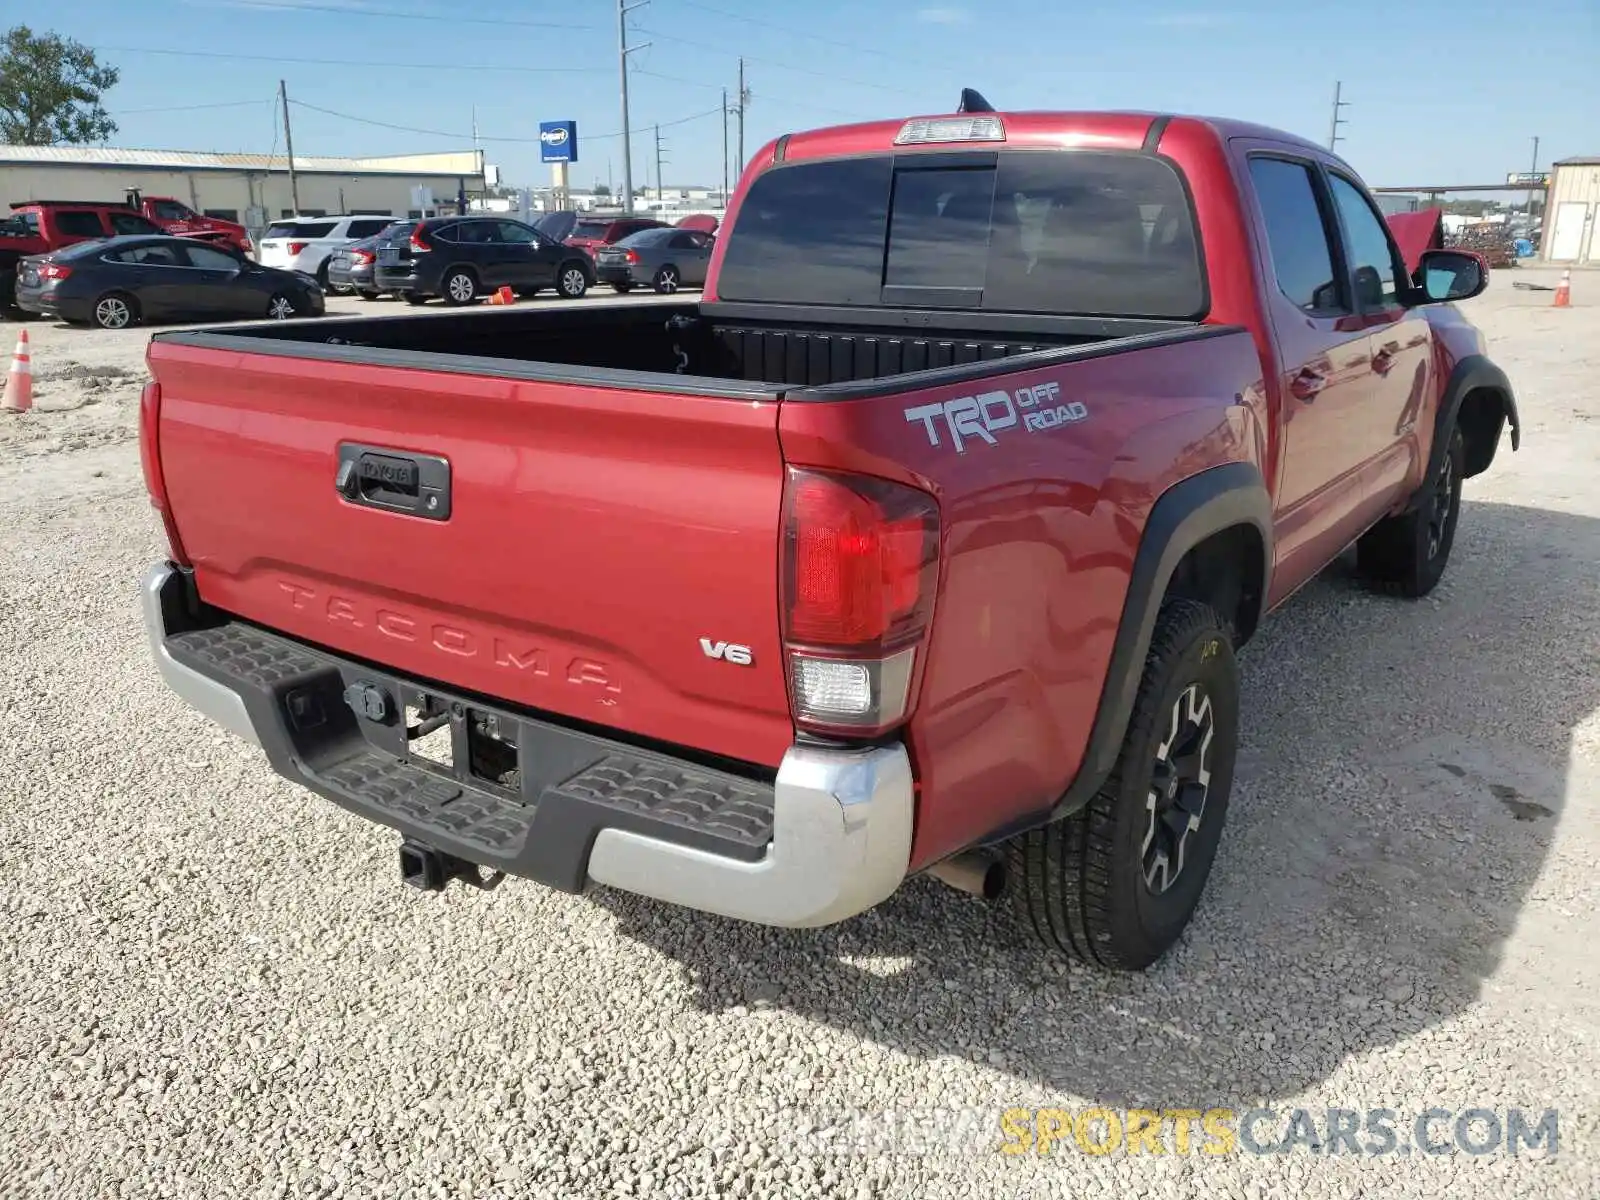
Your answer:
[1414,249,1487,303]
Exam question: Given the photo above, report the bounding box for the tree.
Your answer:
[592,183,611,197]
[0,26,119,146]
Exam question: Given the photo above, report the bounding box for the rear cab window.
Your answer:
[110,212,161,236]
[717,150,1206,318]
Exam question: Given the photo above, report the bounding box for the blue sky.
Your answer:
[35,0,1600,193]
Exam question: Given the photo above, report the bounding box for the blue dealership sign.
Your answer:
[539,120,578,164]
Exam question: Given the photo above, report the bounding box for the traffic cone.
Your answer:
[1552,269,1571,308]
[1,329,31,414]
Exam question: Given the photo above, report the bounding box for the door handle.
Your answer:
[1290,369,1326,401]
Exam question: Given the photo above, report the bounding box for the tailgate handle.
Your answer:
[335,443,451,521]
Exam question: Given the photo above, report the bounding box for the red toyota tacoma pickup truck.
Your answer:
[138,95,1518,970]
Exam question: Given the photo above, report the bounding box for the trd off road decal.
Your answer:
[904,381,1088,454]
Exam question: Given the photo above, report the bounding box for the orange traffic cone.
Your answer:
[1,329,31,414]
[1553,269,1571,308]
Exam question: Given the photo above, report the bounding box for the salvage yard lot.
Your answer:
[1,271,1596,1198]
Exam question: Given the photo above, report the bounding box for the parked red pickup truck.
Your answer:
[122,190,254,256]
[139,95,1518,970]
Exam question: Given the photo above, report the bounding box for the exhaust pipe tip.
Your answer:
[928,851,1007,901]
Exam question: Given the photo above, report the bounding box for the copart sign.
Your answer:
[904,381,1088,454]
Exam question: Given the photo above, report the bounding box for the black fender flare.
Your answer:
[1422,355,1519,489]
[984,461,1274,840]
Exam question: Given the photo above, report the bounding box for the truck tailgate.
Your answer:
[148,340,794,768]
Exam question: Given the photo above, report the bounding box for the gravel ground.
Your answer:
[1,271,1597,1199]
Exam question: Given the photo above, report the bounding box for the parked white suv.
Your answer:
[256,215,398,291]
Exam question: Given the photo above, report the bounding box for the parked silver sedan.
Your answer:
[594,227,715,294]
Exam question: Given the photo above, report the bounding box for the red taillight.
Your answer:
[624,249,640,264]
[138,381,190,566]
[781,468,939,735]
[38,263,72,280]
[287,241,308,256]
[351,248,374,265]
[409,229,432,253]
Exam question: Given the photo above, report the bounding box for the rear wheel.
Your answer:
[556,262,590,299]
[402,293,429,307]
[442,268,479,306]
[92,292,139,330]
[1357,426,1464,598]
[1007,599,1239,971]
[356,289,381,301]
[266,293,299,320]
[611,282,633,294]
[652,265,681,294]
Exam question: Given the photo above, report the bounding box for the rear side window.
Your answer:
[347,219,391,238]
[1248,158,1343,313]
[718,151,1205,318]
[54,211,107,237]
[111,243,183,266]
[266,221,336,240]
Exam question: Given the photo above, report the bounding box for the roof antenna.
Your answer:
[957,88,995,114]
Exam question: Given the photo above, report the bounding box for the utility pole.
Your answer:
[278,79,301,215]
[1527,135,1541,227]
[653,124,669,203]
[1326,81,1348,152]
[721,87,729,208]
[735,58,748,172]
[617,0,652,215]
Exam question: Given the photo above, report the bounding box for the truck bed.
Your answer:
[157,300,1206,393]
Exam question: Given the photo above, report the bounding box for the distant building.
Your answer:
[1541,156,1600,264]
[0,143,486,241]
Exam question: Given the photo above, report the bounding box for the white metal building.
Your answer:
[1541,156,1600,265]
[0,144,486,238]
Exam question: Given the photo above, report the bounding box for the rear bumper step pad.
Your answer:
[142,563,913,927]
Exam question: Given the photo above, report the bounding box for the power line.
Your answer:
[111,99,272,115]
[95,44,599,75]
[289,98,724,145]
[183,0,596,31]
[671,0,946,69]
[634,28,923,98]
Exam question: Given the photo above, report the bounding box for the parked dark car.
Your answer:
[595,226,715,293]
[326,220,416,300]
[13,235,325,329]
[373,216,595,305]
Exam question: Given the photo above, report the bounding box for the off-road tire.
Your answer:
[1007,599,1239,971]
[1356,426,1464,598]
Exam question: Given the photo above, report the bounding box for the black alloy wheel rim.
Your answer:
[1142,683,1215,895]
[1427,452,1456,560]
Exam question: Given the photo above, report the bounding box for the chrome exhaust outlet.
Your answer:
[928,851,1007,900]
